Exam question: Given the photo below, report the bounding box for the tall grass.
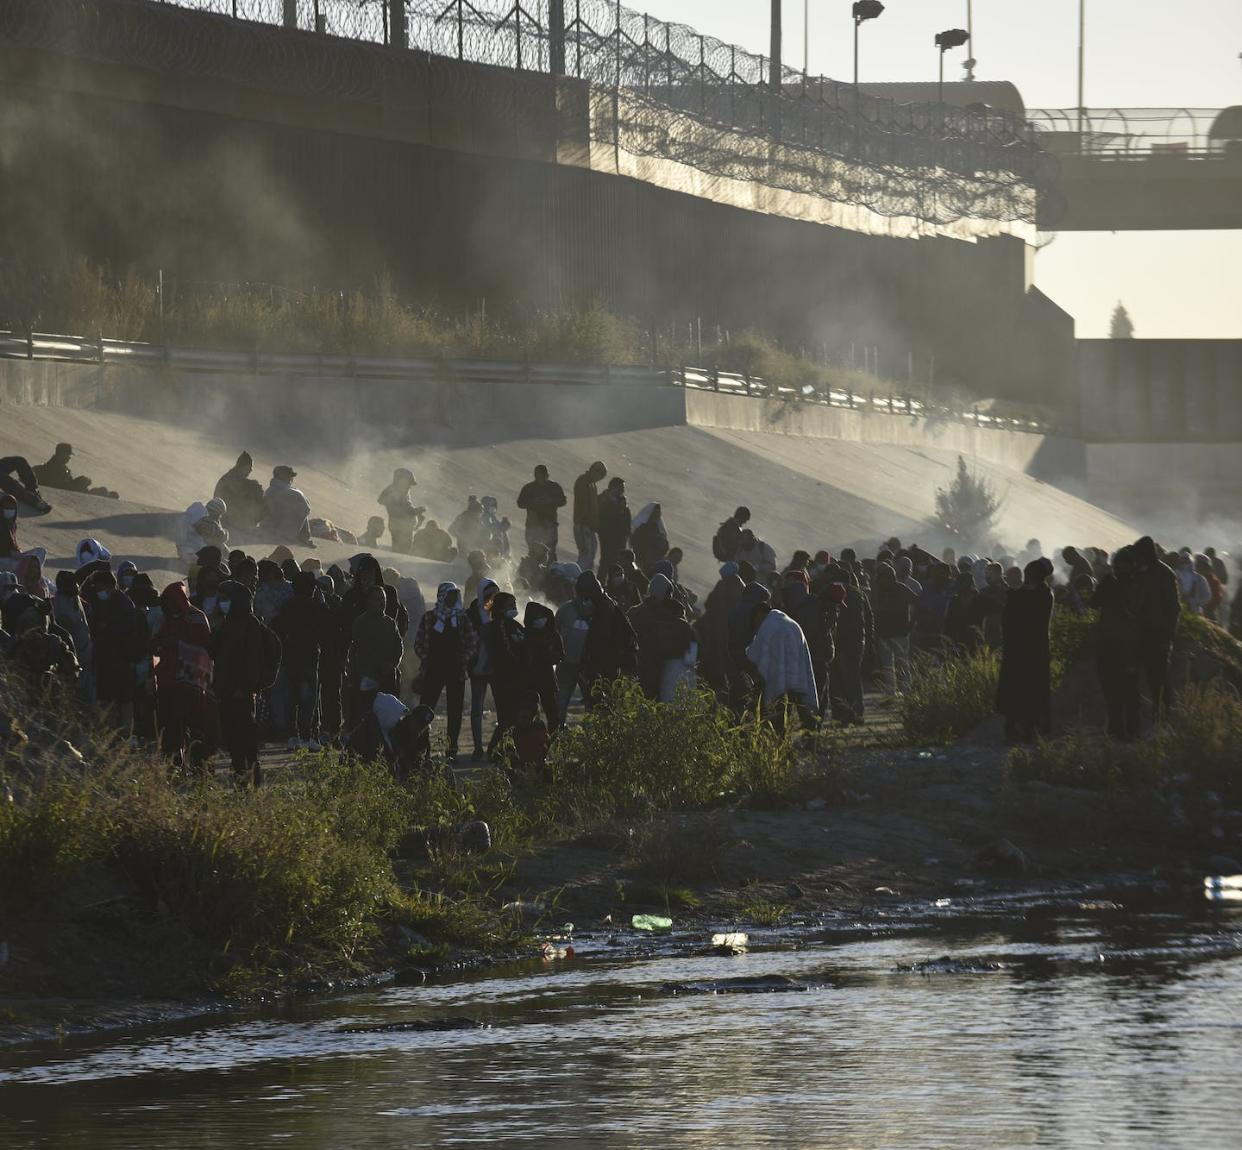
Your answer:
[899,647,1000,744]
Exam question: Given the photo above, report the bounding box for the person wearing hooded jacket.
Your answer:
[784,570,835,715]
[151,582,214,769]
[627,573,694,701]
[1132,536,1181,723]
[699,562,745,699]
[415,582,477,760]
[630,503,670,575]
[348,586,404,724]
[465,577,499,759]
[596,477,631,574]
[53,569,94,701]
[273,571,333,750]
[338,555,408,729]
[728,582,772,710]
[523,599,564,732]
[576,570,638,708]
[572,462,608,572]
[482,591,528,757]
[88,569,149,730]
[211,581,281,786]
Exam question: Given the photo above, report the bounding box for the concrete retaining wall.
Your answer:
[683,390,1087,487]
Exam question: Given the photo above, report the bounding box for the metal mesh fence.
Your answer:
[3,0,1057,226]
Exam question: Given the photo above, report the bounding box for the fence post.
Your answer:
[26,330,33,360]
[97,331,104,365]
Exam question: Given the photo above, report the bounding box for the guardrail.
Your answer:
[0,330,1056,436]
[1027,108,1235,159]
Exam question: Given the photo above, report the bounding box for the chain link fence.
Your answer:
[3,0,1057,227]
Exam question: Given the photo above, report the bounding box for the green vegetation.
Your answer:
[6,259,928,399]
[899,646,1001,745]
[934,455,1002,549]
[1008,681,1242,803]
[0,669,809,1002]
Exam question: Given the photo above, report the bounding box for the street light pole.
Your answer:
[770,0,782,92]
[934,28,970,104]
[851,2,884,88]
[804,0,809,75]
[963,0,976,80]
[1077,0,1086,135]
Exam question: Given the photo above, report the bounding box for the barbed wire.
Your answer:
[2,0,1057,226]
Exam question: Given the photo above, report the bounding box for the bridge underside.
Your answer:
[1042,154,1242,231]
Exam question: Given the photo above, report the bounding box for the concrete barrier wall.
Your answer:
[2,360,1090,494]
[683,390,1087,486]
[1079,339,1242,443]
[1086,441,1242,524]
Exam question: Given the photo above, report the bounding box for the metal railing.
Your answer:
[1027,108,1236,159]
[0,330,1056,436]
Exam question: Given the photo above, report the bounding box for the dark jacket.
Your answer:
[996,585,1054,726]
[728,582,772,676]
[414,607,477,680]
[631,519,669,574]
[349,608,404,688]
[272,574,333,673]
[213,461,266,531]
[784,583,835,670]
[523,600,564,670]
[628,576,694,698]
[516,477,567,529]
[576,571,638,680]
[210,583,281,697]
[597,490,632,565]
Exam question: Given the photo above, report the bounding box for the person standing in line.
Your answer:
[151,581,214,771]
[1132,536,1180,725]
[211,580,281,787]
[262,465,314,548]
[481,591,528,758]
[516,465,567,561]
[272,571,333,752]
[415,582,476,762]
[523,599,564,733]
[348,586,404,726]
[466,578,499,761]
[572,461,607,572]
[871,562,917,695]
[995,559,1055,743]
[1094,546,1142,741]
[575,570,638,708]
[597,476,632,573]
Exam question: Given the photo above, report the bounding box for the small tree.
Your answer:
[1110,302,1135,339]
[935,455,1002,547]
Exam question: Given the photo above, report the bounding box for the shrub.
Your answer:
[1008,681,1242,802]
[546,679,797,824]
[934,456,1002,549]
[899,647,1000,744]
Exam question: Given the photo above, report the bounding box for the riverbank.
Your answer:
[4,683,1236,1050]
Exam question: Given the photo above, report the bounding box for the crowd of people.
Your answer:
[2,442,1239,786]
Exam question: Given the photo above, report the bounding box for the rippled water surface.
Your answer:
[2,899,1240,1148]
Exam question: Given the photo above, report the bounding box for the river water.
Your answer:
[2,895,1239,1148]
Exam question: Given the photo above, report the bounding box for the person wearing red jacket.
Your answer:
[152,581,215,772]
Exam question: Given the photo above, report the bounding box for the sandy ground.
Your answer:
[1,402,1138,595]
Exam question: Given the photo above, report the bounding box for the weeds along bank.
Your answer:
[0,666,802,1009]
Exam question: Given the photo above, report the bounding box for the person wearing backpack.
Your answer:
[211,580,282,787]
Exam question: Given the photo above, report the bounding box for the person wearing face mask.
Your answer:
[465,578,499,761]
[116,560,140,598]
[87,569,149,733]
[575,570,638,709]
[211,580,282,786]
[481,591,528,758]
[151,581,215,771]
[414,582,476,762]
[554,585,590,720]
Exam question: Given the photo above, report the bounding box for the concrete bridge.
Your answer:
[1029,108,1242,231]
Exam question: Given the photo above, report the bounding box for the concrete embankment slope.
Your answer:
[0,366,1137,592]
